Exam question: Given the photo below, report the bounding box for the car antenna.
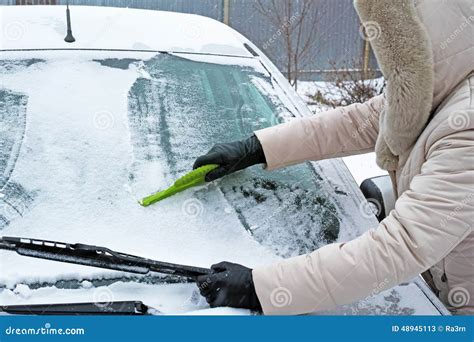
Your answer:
[64,0,76,43]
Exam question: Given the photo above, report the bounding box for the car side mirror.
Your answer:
[359,175,396,222]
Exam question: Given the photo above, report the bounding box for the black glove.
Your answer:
[193,135,266,182]
[196,262,262,311]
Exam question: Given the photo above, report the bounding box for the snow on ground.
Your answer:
[296,81,341,113]
[297,81,388,185]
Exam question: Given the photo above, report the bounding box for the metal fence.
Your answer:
[0,0,378,81]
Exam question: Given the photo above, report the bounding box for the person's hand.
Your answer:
[193,135,266,182]
[196,262,262,311]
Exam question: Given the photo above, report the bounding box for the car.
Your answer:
[0,5,448,315]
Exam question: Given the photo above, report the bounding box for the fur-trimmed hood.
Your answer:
[354,0,474,170]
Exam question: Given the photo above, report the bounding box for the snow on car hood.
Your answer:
[0,5,251,57]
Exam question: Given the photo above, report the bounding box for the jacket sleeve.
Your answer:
[254,94,384,170]
[252,131,473,315]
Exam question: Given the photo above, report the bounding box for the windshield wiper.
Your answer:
[1,301,151,316]
[0,236,211,279]
[0,237,207,315]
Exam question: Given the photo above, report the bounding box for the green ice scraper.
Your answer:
[139,164,219,207]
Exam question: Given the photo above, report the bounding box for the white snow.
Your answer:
[12,284,32,299]
[296,81,342,113]
[0,6,251,57]
[171,53,264,70]
[80,280,93,289]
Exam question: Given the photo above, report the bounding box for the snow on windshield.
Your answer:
[0,51,341,292]
[127,54,340,259]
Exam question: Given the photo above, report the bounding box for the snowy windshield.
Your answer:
[0,51,341,287]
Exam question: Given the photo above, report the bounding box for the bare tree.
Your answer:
[307,59,385,109]
[255,0,323,90]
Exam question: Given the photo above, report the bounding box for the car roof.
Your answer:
[0,5,252,57]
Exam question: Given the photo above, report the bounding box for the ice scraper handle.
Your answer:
[174,164,219,188]
[193,135,266,182]
[139,164,219,207]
